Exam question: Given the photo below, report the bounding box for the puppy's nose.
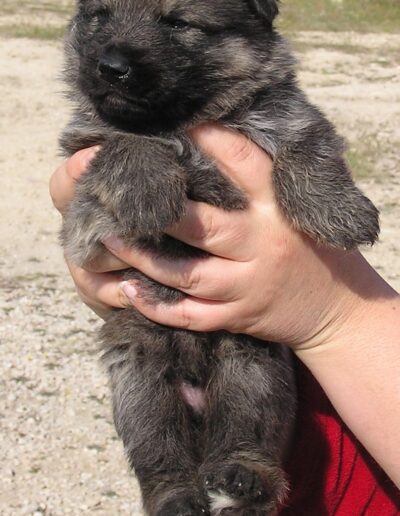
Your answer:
[98,51,131,83]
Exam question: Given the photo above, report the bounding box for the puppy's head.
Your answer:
[66,0,290,132]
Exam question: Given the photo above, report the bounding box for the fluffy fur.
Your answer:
[60,1,379,514]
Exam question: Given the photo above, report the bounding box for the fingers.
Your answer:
[59,126,276,327]
[189,124,275,203]
[122,282,233,332]
[69,250,238,330]
[84,249,130,273]
[53,147,130,318]
[104,236,245,300]
[67,260,127,311]
[161,125,277,259]
[165,201,254,260]
[68,256,236,332]
[49,146,100,214]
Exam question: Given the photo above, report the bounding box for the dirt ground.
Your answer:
[0,31,399,516]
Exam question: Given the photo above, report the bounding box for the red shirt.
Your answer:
[280,360,400,515]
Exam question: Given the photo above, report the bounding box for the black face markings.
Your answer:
[69,0,278,132]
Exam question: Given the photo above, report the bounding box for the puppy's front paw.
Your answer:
[114,170,186,237]
[86,139,188,238]
[300,185,380,250]
[329,187,380,249]
[274,156,380,250]
[62,194,121,266]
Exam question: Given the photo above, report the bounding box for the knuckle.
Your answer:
[192,211,218,243]
[118,287,131,308]
[177,303,193,330]
[179,267,201,292]
[227,137,253,163]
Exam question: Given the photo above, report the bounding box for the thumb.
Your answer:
[49,146,100,214]
[189,124,275,203]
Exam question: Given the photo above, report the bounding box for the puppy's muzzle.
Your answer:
[98,48,132,84]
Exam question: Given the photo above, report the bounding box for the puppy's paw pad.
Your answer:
[205,463,269,503]
[204,461,288,514]
[157,495,210,516]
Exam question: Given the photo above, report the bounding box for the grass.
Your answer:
[102,490,118,498]
[279,0,400,33]
[0,0,73,17]
[345,133,396,179]
[291,37,368,55]
[0,24,66,40]
[0,1,397,181]
[0,0,73,40]
[347,146,376,179]
[0,0,399,40]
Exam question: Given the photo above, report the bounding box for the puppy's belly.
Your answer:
[178,381,206,415]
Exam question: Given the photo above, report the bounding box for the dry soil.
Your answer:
[0,31,399,516]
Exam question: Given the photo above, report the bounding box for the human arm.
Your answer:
[50,125,400,487]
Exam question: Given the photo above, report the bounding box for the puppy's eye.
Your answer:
[89,7,110,23]
[161,17,191,31]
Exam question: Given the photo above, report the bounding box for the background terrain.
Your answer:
[0,1,399,514]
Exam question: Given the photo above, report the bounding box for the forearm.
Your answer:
[296,255,400,487]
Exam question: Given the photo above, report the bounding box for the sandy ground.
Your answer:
[0,32,399,515]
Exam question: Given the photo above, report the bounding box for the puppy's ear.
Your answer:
[246,0,279,23]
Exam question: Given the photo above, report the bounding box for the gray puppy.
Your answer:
[60,0,379,514]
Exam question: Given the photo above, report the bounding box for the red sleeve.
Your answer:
[279,358,400,515]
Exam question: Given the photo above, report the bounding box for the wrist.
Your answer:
[293,250,399,355]
[292,264,400,485]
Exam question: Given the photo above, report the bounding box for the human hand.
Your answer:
[50,125,381,350]
[50,146,131,320]
[96,124,376,350]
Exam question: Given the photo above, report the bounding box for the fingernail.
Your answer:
[103,235,124,253]
[121,281,138,303]
[82,145,101,168]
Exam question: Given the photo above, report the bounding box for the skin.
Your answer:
[50,124,400,488]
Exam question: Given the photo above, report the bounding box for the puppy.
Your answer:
[60,1,379,514]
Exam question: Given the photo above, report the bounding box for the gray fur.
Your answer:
[60,0,379,514]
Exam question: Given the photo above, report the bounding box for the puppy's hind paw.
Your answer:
[156,493,210,516]
[204,462,287,515]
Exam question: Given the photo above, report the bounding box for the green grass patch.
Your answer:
[290,37,368,57]
[279,0,400,33]
[1,1,400,38]
[347,147,375,178]
[0,24,66,40]
[0,0,74,17]
[346,135,393,179]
